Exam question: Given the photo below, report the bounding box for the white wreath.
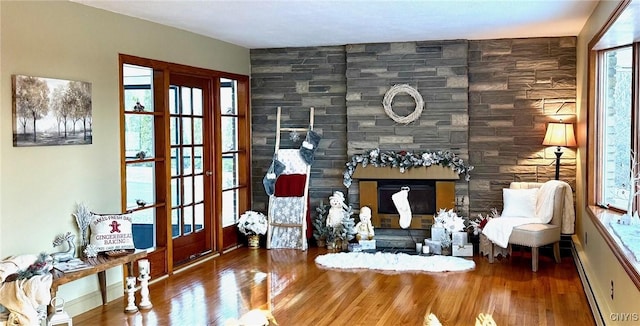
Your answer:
[382,84,424,124]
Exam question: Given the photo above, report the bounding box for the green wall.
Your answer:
[0,0,249,315]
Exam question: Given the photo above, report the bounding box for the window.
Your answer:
[122,64,159,250]
[597,46,634,211]
[588,0,640,289]
[221,78,242,227]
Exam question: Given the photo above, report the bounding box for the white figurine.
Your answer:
[355,206,375,240]
[326,191,348,228]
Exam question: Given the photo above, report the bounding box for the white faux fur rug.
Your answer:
[315,252,475,273]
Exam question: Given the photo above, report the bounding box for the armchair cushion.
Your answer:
[501,188,538,218]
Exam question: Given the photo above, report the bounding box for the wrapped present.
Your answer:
[358,239,376,250]
[348,243,362,252]
[453,243,473,257]
[431,227,446,242]
[424,238,442,255]
[452,232,468,246]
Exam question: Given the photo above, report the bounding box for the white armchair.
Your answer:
[484,181,574,272]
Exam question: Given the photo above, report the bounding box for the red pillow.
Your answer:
[274,174,307,197]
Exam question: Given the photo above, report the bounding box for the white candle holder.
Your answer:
[135,258,153,309]
[138,259,150,275]
[138,273,153,310]
[124,276,138,313]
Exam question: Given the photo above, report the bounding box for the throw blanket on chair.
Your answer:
[482,180,574,248]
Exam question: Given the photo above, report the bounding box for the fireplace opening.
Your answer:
[377,180,436,215]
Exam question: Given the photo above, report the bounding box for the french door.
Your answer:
[169,74,213,265]
[120,54,251,277]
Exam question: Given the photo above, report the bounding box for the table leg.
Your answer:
[97,270,107,305]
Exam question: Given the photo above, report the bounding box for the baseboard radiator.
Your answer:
[572,242,606,326]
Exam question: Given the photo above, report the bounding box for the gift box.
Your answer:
[431,227,446,242]
[452,243,473,257]
[452,232,468,246]
[348,243,362,252]
[424,238,442,255]
[359,239,376,250]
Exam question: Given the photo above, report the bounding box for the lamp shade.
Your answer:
[542,122,577,147]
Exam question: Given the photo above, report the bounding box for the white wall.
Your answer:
[0,0,249,315]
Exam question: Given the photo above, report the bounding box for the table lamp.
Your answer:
[542,121,577,180]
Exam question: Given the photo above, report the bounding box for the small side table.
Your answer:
[479,233,510,263]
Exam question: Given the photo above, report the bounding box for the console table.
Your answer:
[50,250,147,309]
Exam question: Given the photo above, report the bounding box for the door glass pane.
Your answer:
[194,175,204,203]
[601,47,632,210]
[183,147,193,176]
[171,178,181,207]
[182,117,192,145]
[170,117,180,146]
[126,163,155,208]
[194,118,203,145]
[183,205,193,234]
[194,203,204,232]
[194,146,203,174]
[193,88,203,116]
[184,176,194,205]
[222,189,238,227]
[220,78,237,115]
[181,87,192,115]
[171,148,179,176]
[125,114,155,160]
[169,86,178,114]
[172,208,180,237]
[221,116,238,151]
[222,153,238,189]
[131,209,155,249]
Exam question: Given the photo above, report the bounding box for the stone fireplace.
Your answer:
[352,165,459,229]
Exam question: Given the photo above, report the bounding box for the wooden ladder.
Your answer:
[266,106,314,250]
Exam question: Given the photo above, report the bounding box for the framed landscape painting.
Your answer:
[12,75,92,147]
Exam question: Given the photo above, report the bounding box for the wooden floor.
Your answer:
[73,247,595,326]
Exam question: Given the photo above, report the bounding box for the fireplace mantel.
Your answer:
[352,165,460,180]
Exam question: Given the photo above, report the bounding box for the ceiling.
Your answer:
[72,0,602,49]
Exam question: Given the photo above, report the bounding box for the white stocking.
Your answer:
[392,189,412,229]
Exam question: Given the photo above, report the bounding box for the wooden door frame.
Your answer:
[119,54,251,277]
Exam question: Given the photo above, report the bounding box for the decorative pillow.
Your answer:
[501,188,538,218]
[89,213,135,252]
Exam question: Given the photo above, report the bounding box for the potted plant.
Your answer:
[238,210,268,249]
[313,202,329,247]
